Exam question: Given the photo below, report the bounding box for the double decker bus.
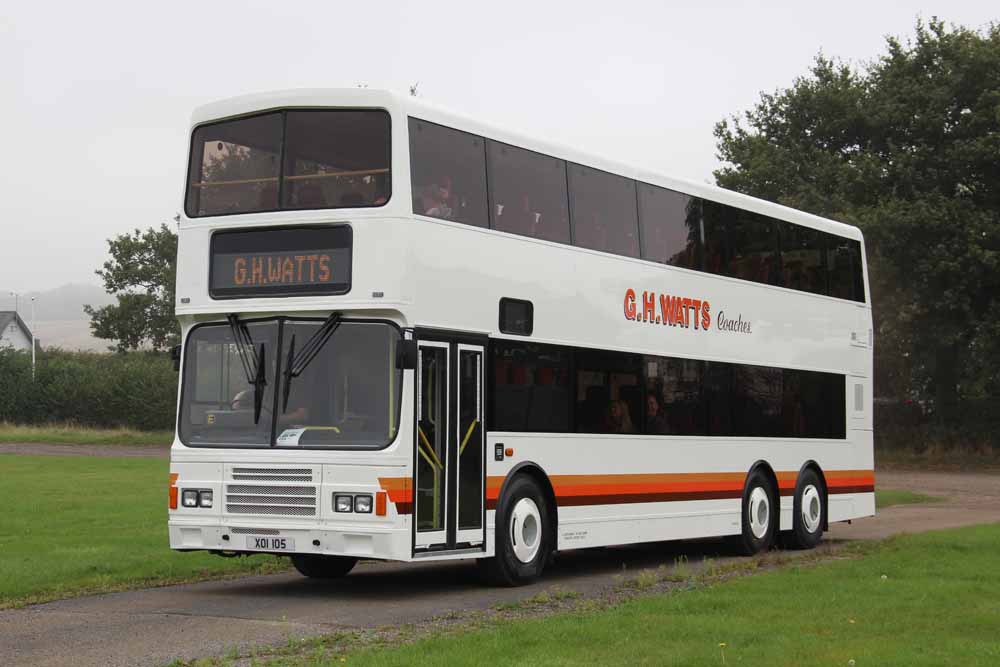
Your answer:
[169,89,874,585]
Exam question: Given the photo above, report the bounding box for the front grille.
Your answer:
[230,527,280,535]
[232,467,313,482]
[225,466,318,517]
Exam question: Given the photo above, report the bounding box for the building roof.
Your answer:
[0,311,32,342]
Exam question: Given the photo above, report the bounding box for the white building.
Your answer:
[0,311,32,351]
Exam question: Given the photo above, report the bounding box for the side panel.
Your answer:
[485,432,874,551]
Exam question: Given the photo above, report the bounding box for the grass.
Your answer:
[0,422,173,446]
[876,488,944,509]
[0,455,287,608]
[203,524,1000,667]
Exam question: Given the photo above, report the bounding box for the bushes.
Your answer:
[0,348,177,431]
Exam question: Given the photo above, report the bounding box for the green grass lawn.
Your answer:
[243,524,1000,667]
[0,455,286,608]
[876,488,944,509]
[0,422,173,446]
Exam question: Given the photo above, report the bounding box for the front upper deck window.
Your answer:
[185,109,391,218]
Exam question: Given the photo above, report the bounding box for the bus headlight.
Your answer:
[198,490,213,508]
[335,494,354,513]
[182,490,199,507]
[354,494,373,514]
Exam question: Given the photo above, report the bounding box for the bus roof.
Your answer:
[190,88,862,242]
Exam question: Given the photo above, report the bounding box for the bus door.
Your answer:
[414,335,485,552]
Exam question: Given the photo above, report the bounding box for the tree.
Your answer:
[714,18,1000,410]
[84,224,179,352]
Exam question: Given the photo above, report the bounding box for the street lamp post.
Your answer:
[30,296,36,380]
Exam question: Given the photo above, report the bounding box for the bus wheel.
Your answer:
[739,469,777,555]
[786,469,824,550]
[478,475,552,586]
[290,554,357,579]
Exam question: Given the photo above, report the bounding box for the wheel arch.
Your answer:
[495,461,558,545]
[746,459,780,498]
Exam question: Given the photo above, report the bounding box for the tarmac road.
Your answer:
[1,469,998,667]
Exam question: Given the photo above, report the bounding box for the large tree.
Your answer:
[85,224,179,352]
[714,18,1000,409]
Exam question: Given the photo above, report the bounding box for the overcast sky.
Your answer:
[1,0,995,297]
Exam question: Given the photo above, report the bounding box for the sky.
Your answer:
[1,0,995,297]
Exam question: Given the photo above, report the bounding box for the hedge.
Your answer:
[0,348,177,431]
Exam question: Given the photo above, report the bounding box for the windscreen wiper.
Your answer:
[227,314,267,425]
[281,312,342,412]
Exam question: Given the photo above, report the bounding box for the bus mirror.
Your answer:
[396,340,417,370]
[171,345,182,372]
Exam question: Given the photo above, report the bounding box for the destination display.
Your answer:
[209,225,352,298]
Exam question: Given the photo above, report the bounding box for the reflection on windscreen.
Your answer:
[181,322,277,446]
[180,319,401,448]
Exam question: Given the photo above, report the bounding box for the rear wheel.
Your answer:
[738,469,778,555]
[290,554,357,579]
[785,468,825,549]
[478,475,552,586]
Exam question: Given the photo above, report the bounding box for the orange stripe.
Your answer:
[377,477,413,514]
[485,470,875,507]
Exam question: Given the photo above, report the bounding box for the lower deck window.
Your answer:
[489,340,845,439]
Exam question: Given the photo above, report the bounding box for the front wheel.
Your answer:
[290,554,357,579]
[478,475,552,586]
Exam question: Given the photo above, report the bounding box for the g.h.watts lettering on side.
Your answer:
[623,289,752,335]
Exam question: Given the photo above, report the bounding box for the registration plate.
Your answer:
[246,536,295,552]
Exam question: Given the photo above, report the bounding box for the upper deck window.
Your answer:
[638,184,702,270]
[409,118,489,228]
[185,110,390,218]
[569,164,640,258]
[487,141,571,244]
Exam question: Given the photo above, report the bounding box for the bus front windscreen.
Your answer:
[179,319,402,448]
[185,109,391,217]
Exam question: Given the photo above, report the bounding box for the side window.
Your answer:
[574,350,642,434]
[643,356,706,435]
[732,365,784,437]
[487,141,570,244]
[499,298,533,336]
[703,361,734,436]
[637,184,701,269]
[568,164,640,258]
[828,237,864,302]
[701,199,733,278]
[490,342,570,432]
[729,212,782,286]
[781,224,829,296]
[408,118,488,228]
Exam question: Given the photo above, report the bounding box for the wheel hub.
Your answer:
[801,484,822,533]
[748,486,770,539]
[510,497,542,563]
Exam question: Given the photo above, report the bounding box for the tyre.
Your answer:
[290,554,357,579]
[738,468,778,555]
[785,468,825,550]
[478,475,552,586]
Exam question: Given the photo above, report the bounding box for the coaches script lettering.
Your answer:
[623,288,711,330]
[232,254,333,287]
[716,311,752,335]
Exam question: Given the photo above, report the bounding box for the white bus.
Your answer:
[169,89,874,585]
